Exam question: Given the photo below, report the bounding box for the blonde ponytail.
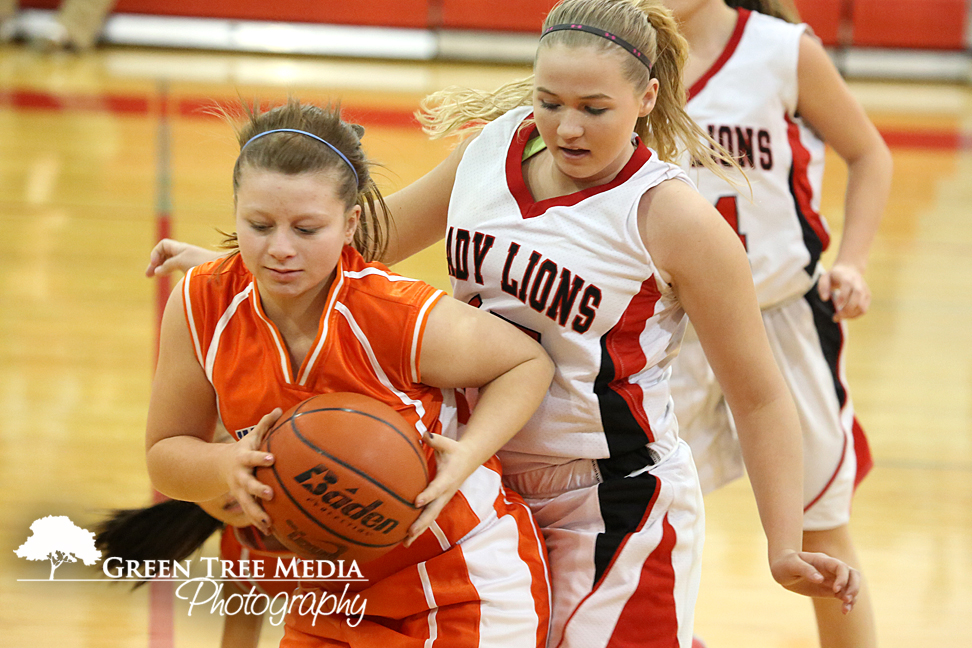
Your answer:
[419,0,739,180]
[417,77,534,140]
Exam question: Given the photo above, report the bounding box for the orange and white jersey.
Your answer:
[183,246,448,442]
[183,247,550,646]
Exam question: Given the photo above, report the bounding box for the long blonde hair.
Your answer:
[418,0,735,174]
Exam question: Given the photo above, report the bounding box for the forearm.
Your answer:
[460,356,553,467]
[732,390,805,560]
[146,436,232,502]
[833,141,892,272]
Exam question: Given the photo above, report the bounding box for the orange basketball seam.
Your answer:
[291,406,430,481]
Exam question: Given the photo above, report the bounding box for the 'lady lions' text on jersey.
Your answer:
[448,105,691,475]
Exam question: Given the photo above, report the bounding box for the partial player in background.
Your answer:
[0,0,117,49]
[664,1,892,647]
[144,98,554,647]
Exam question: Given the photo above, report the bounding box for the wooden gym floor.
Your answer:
[0,44,970,647]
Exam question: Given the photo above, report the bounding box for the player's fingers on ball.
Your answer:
[414,482,441,508]
[252,408,282,443]
[243,448,274,468]
[244,474,273,501]
[412,497,447,537]
[238,494,270,532]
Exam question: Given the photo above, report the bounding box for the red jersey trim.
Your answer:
[606,278,662,443]
[556,478,663,645]
[785,113,830,251]
[687,8,751,101]
[605,514,678,647]
[505,116,654,219]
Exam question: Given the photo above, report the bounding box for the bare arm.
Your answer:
[403,295,555,542]
[642,180,855,604]
[797,34,893,320]
[145,279,277,533]
[379,135,475,264]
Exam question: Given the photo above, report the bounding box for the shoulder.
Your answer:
[796,29,836,77]
[340,247,441,310]
[183,254,252,310]
[637,178,739,283]
[185,254,250,292]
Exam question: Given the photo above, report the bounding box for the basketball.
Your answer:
[254,392,429,564]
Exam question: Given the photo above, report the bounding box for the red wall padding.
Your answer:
[793,0,844,46]
[438,0,555,31]
[19,0,971,49]
[22,0,432,28]
[851,0,967,49]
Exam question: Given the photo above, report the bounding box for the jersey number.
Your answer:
[715,195,747,251]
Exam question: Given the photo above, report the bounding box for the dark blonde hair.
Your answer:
[418,0,735,174]
[221,98,389,261]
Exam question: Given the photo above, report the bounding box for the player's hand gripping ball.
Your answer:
[255,392,429,563]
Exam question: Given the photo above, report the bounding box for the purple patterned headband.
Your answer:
[540,23,652,70]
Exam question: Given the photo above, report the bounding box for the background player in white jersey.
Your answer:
[146,2,861,645]
[664,1,892,647]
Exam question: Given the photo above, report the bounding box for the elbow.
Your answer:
[532,346,556,393]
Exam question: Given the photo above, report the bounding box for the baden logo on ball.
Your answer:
[256,392,429,564]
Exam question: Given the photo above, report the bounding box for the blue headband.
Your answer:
[240,128,359,185]
[541,23,652,70]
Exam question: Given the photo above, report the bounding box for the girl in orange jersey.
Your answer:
[144,98,554,648]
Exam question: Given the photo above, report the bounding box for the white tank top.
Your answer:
[683,8,827,309]
[447,105,690,474]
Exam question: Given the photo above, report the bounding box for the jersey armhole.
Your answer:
[181,267,206,368]
[409,289,446,384]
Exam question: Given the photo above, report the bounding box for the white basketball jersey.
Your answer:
[448,106,689,474]
[683,8,827,308]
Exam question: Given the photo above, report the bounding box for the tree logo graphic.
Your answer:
[14,516,102,579]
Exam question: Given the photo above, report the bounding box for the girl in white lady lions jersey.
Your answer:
[665,1,892,647]
[147,2,862,646]
[409,2,858,646]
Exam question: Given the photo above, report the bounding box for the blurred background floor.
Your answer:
[1,44,970,647]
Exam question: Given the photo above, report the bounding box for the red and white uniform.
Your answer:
[447,105,704,648]
[672,8,872,528]
[183,248,550,647]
